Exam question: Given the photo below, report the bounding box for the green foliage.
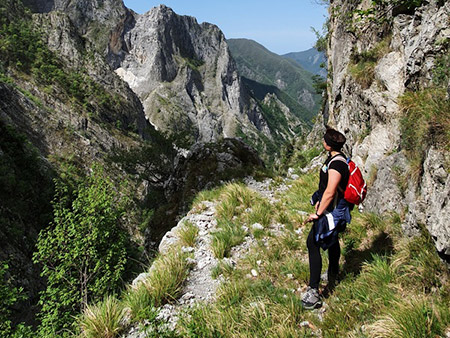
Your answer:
[433,51,450,87]
[183,56,205,71]
[33,165,132,337]
[0,122,54,332]
[258,99,290,135]
[311,19,329,54]
[0,122,54,245]
[107,136,176,185]
[312,74,327,94]
[0,263,32,337]
[399,50,449,179]
[228,38,321,124]
[372,0,424,10]
[354,0,424,25]
[277,136,322,173]
[0,0,125,123]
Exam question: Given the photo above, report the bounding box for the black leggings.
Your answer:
[307,225,340,289]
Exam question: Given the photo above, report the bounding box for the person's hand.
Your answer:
[307,213,319,223]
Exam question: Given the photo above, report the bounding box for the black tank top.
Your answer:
[318,153,349,200]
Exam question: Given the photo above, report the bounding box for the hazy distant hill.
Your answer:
[227,38,321,123]
[283,48,327,78]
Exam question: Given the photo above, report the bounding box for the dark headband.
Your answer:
[324,133,344,151]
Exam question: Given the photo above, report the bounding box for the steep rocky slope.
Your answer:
[0,0,157,322]
[317,0,449,260]
[0,0,270,329]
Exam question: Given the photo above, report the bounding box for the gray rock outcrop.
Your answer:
[146,138,265,246]
[321,0,450,259]
[111,5,273,147]
[23,0,130,51]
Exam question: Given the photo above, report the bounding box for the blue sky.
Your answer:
[122,1,328,55]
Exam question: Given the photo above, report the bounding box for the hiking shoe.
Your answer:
[301,287,322,310]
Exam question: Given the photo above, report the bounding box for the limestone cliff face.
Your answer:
[111,5,273,147]
[23,0,130,51]
[321,0,449,259]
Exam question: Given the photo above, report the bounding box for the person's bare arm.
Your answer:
[307,169,341,222]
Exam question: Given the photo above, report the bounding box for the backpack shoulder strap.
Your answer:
[328,153,348,166]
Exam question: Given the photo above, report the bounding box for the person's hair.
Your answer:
[323,126,346,151]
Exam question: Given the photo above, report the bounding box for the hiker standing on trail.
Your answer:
[301,127,352,310]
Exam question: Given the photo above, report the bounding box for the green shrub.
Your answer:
[33,165,132,337]
[0,263,32,337]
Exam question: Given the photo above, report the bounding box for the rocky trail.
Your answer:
[125,173,306,336]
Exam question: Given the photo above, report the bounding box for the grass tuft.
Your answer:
[123,247,191,322]
[79,295,124,338]
[177,220,198,248]
[367,296,450,338]
[211,219,247,259]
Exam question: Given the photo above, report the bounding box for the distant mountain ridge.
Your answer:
[227,38,321,124]
[283,48,327,78]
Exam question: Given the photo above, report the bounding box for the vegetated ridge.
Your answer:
[283,47,327,78]
[227,38,321,124]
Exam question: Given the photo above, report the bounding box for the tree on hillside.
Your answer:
[33,165,131,337]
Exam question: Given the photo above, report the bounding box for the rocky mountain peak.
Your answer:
[111,5,274,148]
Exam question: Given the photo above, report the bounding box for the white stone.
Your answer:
[251,223,264,230]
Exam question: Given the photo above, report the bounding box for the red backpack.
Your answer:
[330,156,367,205]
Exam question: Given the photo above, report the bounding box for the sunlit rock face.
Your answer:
[321,0,449,260]
[110,5,274,147]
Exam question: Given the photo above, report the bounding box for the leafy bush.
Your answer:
[33,165,132,337]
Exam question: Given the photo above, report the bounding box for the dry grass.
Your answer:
[79,295,124,338]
